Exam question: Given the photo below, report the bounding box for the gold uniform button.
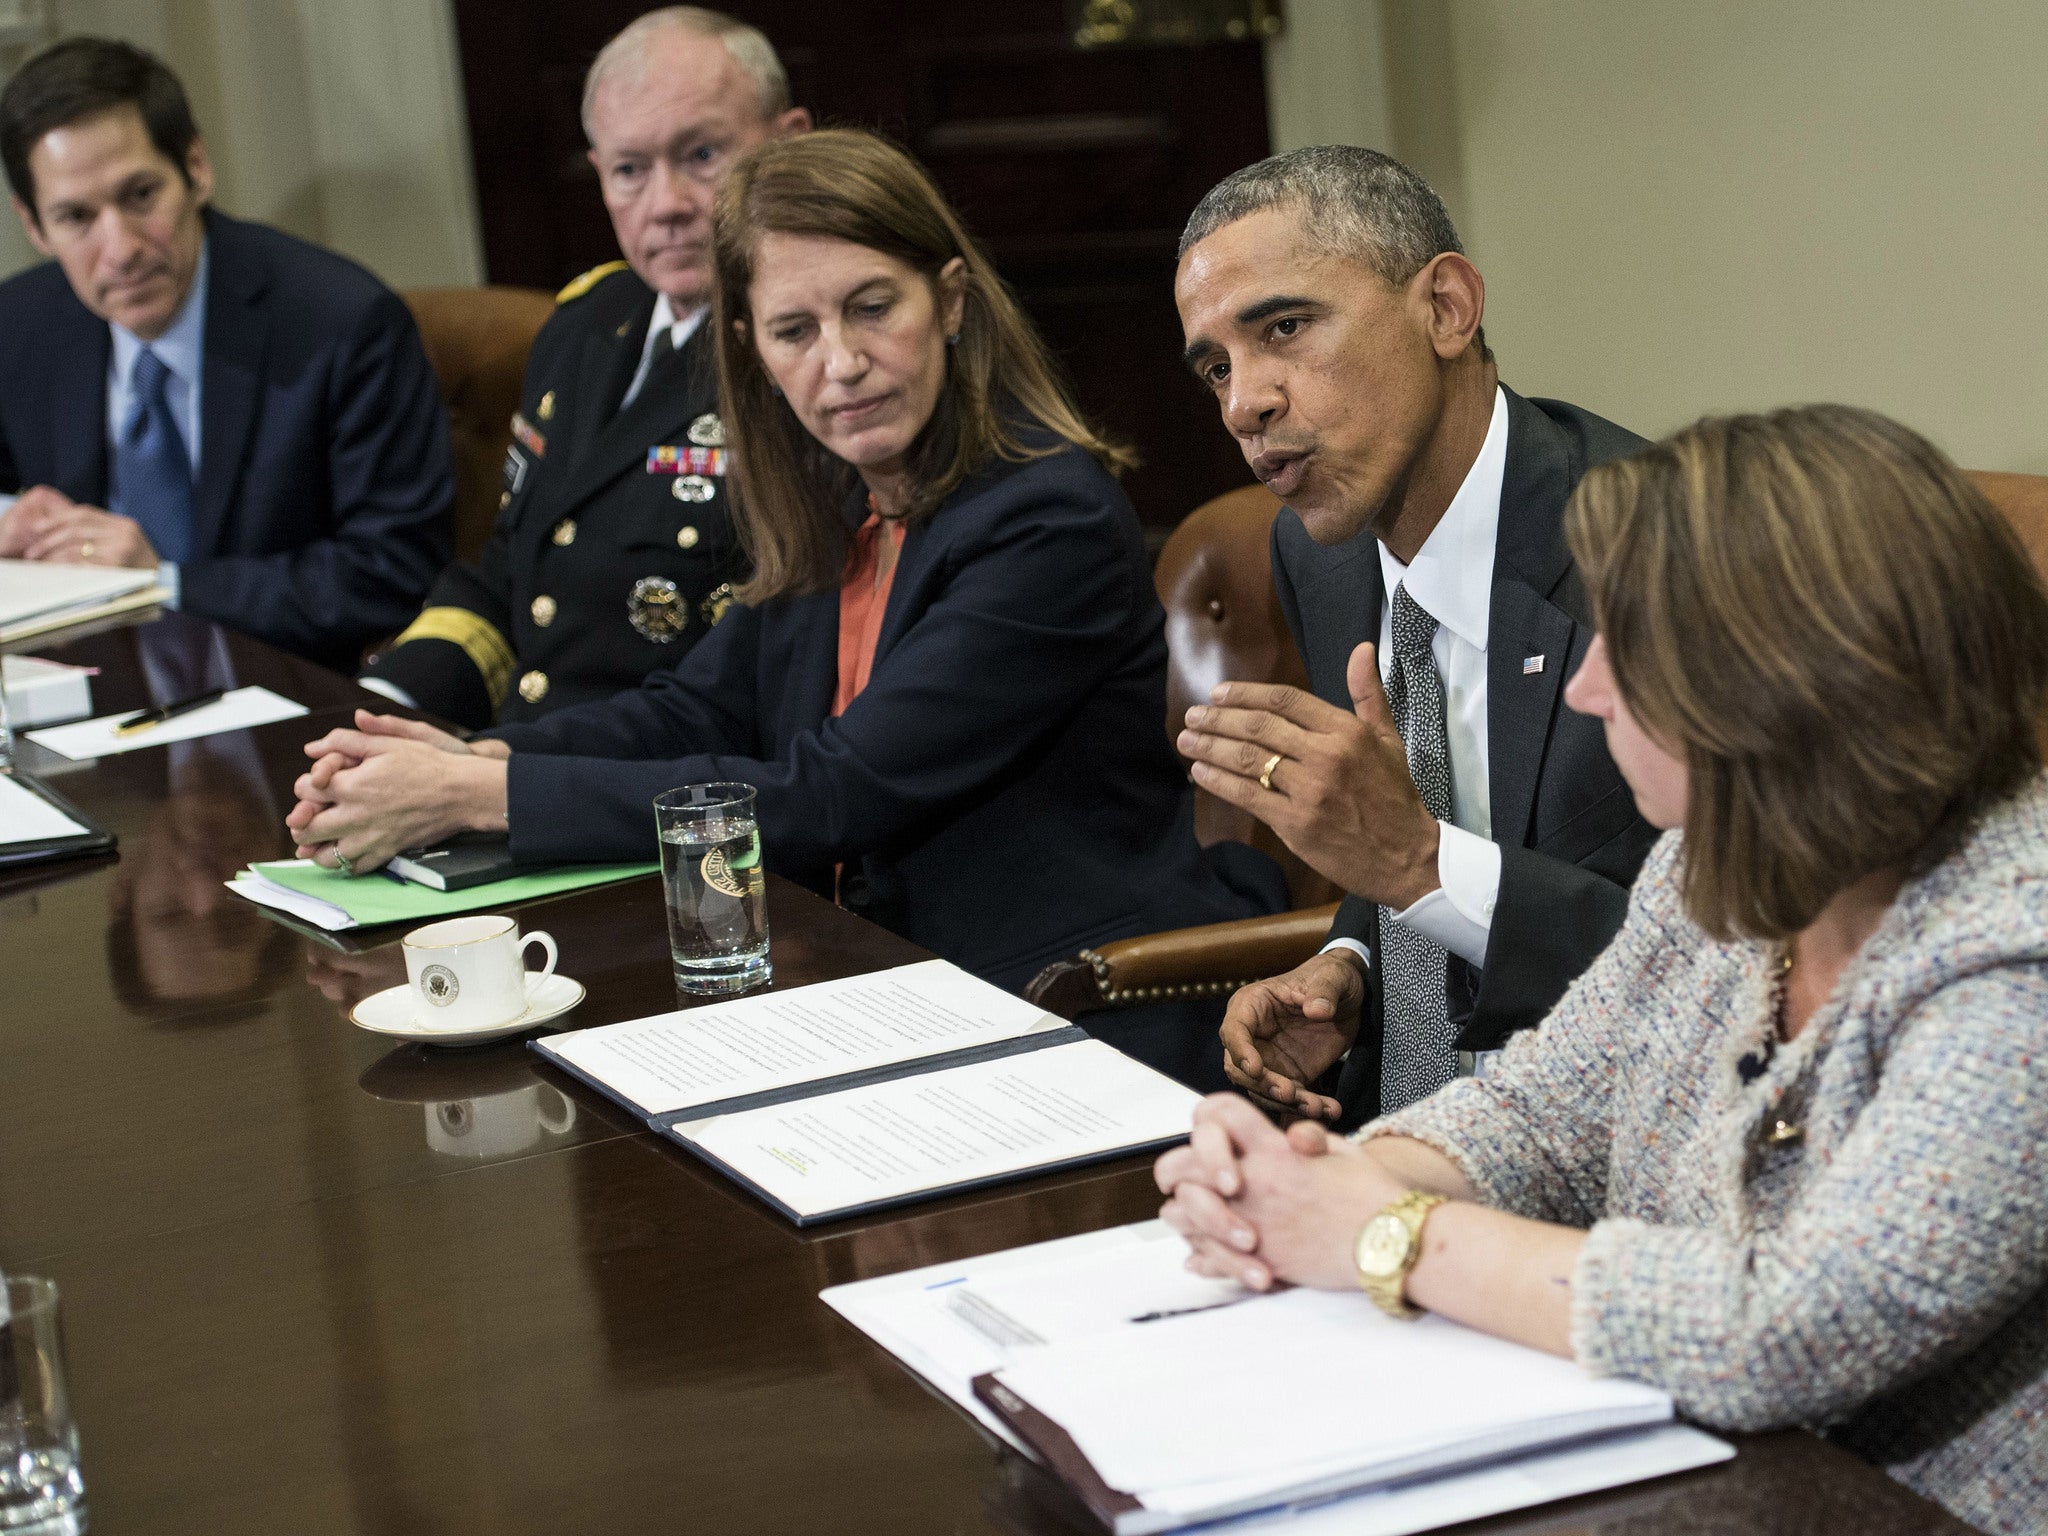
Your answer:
[676,525,700,549]
[530,595,557,627]
[552,519,576,546]
[518,670,550,704]
[537,390,556,422]
[499,490,511,510]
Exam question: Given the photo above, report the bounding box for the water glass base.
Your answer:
[673,952,771,996]
[0,1510,86,1536]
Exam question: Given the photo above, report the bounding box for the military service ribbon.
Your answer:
[645,446,727,476]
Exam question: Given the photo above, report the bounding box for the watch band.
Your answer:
[1355,1190,1448,1319]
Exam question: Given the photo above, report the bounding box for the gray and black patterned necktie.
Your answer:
[1379,582,1457,1110]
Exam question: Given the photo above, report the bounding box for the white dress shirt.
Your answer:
[1327,384,1508,974]
[107,238,210,608]
[618,295,708,411]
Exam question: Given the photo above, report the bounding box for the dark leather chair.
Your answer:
[1026,484,1340,1020]
[402,286,554,560]
[1027,469,2048,1021]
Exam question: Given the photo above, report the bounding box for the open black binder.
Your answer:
[526,961,1201,1227]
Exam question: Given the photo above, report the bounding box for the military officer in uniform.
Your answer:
[361,7,808,728]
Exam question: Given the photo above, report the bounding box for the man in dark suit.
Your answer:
[360,8,809,728]
[1173,146,1656,1125]
[0,37,452,672]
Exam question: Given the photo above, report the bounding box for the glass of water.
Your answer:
[655,782,770,996]
[1,1276,86,1536]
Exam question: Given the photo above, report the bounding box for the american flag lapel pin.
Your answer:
[1523,654,1546,675]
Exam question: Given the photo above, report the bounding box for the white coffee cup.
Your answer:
[401,914,557,1028]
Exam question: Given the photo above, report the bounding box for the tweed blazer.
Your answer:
[1370,775,2048,1534]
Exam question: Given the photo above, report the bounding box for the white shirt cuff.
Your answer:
[156,561,180,609]
[357,676,417,710]
[1391,821,1499,968]
[1320,935,1372,969]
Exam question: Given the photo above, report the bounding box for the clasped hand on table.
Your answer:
[1154,1094,1406,1292]
[0,487,159,567]
[1175,641,1440,1121]
[286,708,511,874]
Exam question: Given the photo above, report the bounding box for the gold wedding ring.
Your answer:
[1258,752,1283,792]
[80,540,95,559]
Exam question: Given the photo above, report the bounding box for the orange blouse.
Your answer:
[833,509,906,717]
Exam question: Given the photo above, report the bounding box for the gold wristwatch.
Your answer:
[1353,1190,1447,1319]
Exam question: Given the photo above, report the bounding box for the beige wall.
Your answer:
[0,0,483,290]
[1266,1,2048,475]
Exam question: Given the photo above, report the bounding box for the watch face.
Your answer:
[1355,1213,1412,1278]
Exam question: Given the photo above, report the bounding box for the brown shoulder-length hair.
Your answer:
[712,128,1135,602]
[1566,404,2048,941]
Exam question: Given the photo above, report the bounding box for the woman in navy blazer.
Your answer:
[287,131,1281,1071]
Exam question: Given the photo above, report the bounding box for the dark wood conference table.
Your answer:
[0,611,1968,1535]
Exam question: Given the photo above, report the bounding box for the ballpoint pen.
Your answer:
[111,687,227,737]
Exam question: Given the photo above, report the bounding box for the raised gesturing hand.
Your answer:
[1176,642,1441,912]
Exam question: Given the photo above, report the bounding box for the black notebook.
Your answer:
[0,770,115,868]
[388,832,521,891]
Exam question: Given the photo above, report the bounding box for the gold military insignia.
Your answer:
[628,576,689,643]
[555,259,628,304]
[672,474,716,503]
[687,413,726,448]
[676,525,700,550]
[552,519,576,546]
[537,390,556,422]
[530,595,557,627]
[700,581,737,628]
[518,670,550,703]
[499,490,511,510]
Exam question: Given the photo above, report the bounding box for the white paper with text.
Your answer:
[675,1038,1197,1218]
[543,959,1066,1117]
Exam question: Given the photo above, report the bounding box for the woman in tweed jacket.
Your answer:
[1156,405,2048,1534]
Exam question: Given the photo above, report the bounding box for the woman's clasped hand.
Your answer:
[287,708,511,872]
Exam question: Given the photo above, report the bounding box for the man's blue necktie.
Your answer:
[116,347,194,563]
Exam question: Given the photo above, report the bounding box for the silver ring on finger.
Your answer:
[332,846,356,878]
[1257,751,1284,792]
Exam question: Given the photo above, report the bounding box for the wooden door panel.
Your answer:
[451,0,1269,527]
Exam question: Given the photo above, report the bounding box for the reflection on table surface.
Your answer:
[0,612,1970,1534]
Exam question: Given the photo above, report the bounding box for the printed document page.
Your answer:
[0,774,88,846]
[544,959,1067,1116]
[675,1038,1198,1218]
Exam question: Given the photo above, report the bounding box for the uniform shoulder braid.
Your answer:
[555,260,630,305]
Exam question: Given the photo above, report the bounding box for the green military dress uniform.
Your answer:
[364,263,745,730]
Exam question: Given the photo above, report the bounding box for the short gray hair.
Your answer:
[1179,145,1464,287]
[581,7,790,138]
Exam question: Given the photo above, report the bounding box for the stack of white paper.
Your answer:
[0,559,165,642]
[994,1286,1677,1528]
[823,1222,1732,1535]
[1,655,94,727]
